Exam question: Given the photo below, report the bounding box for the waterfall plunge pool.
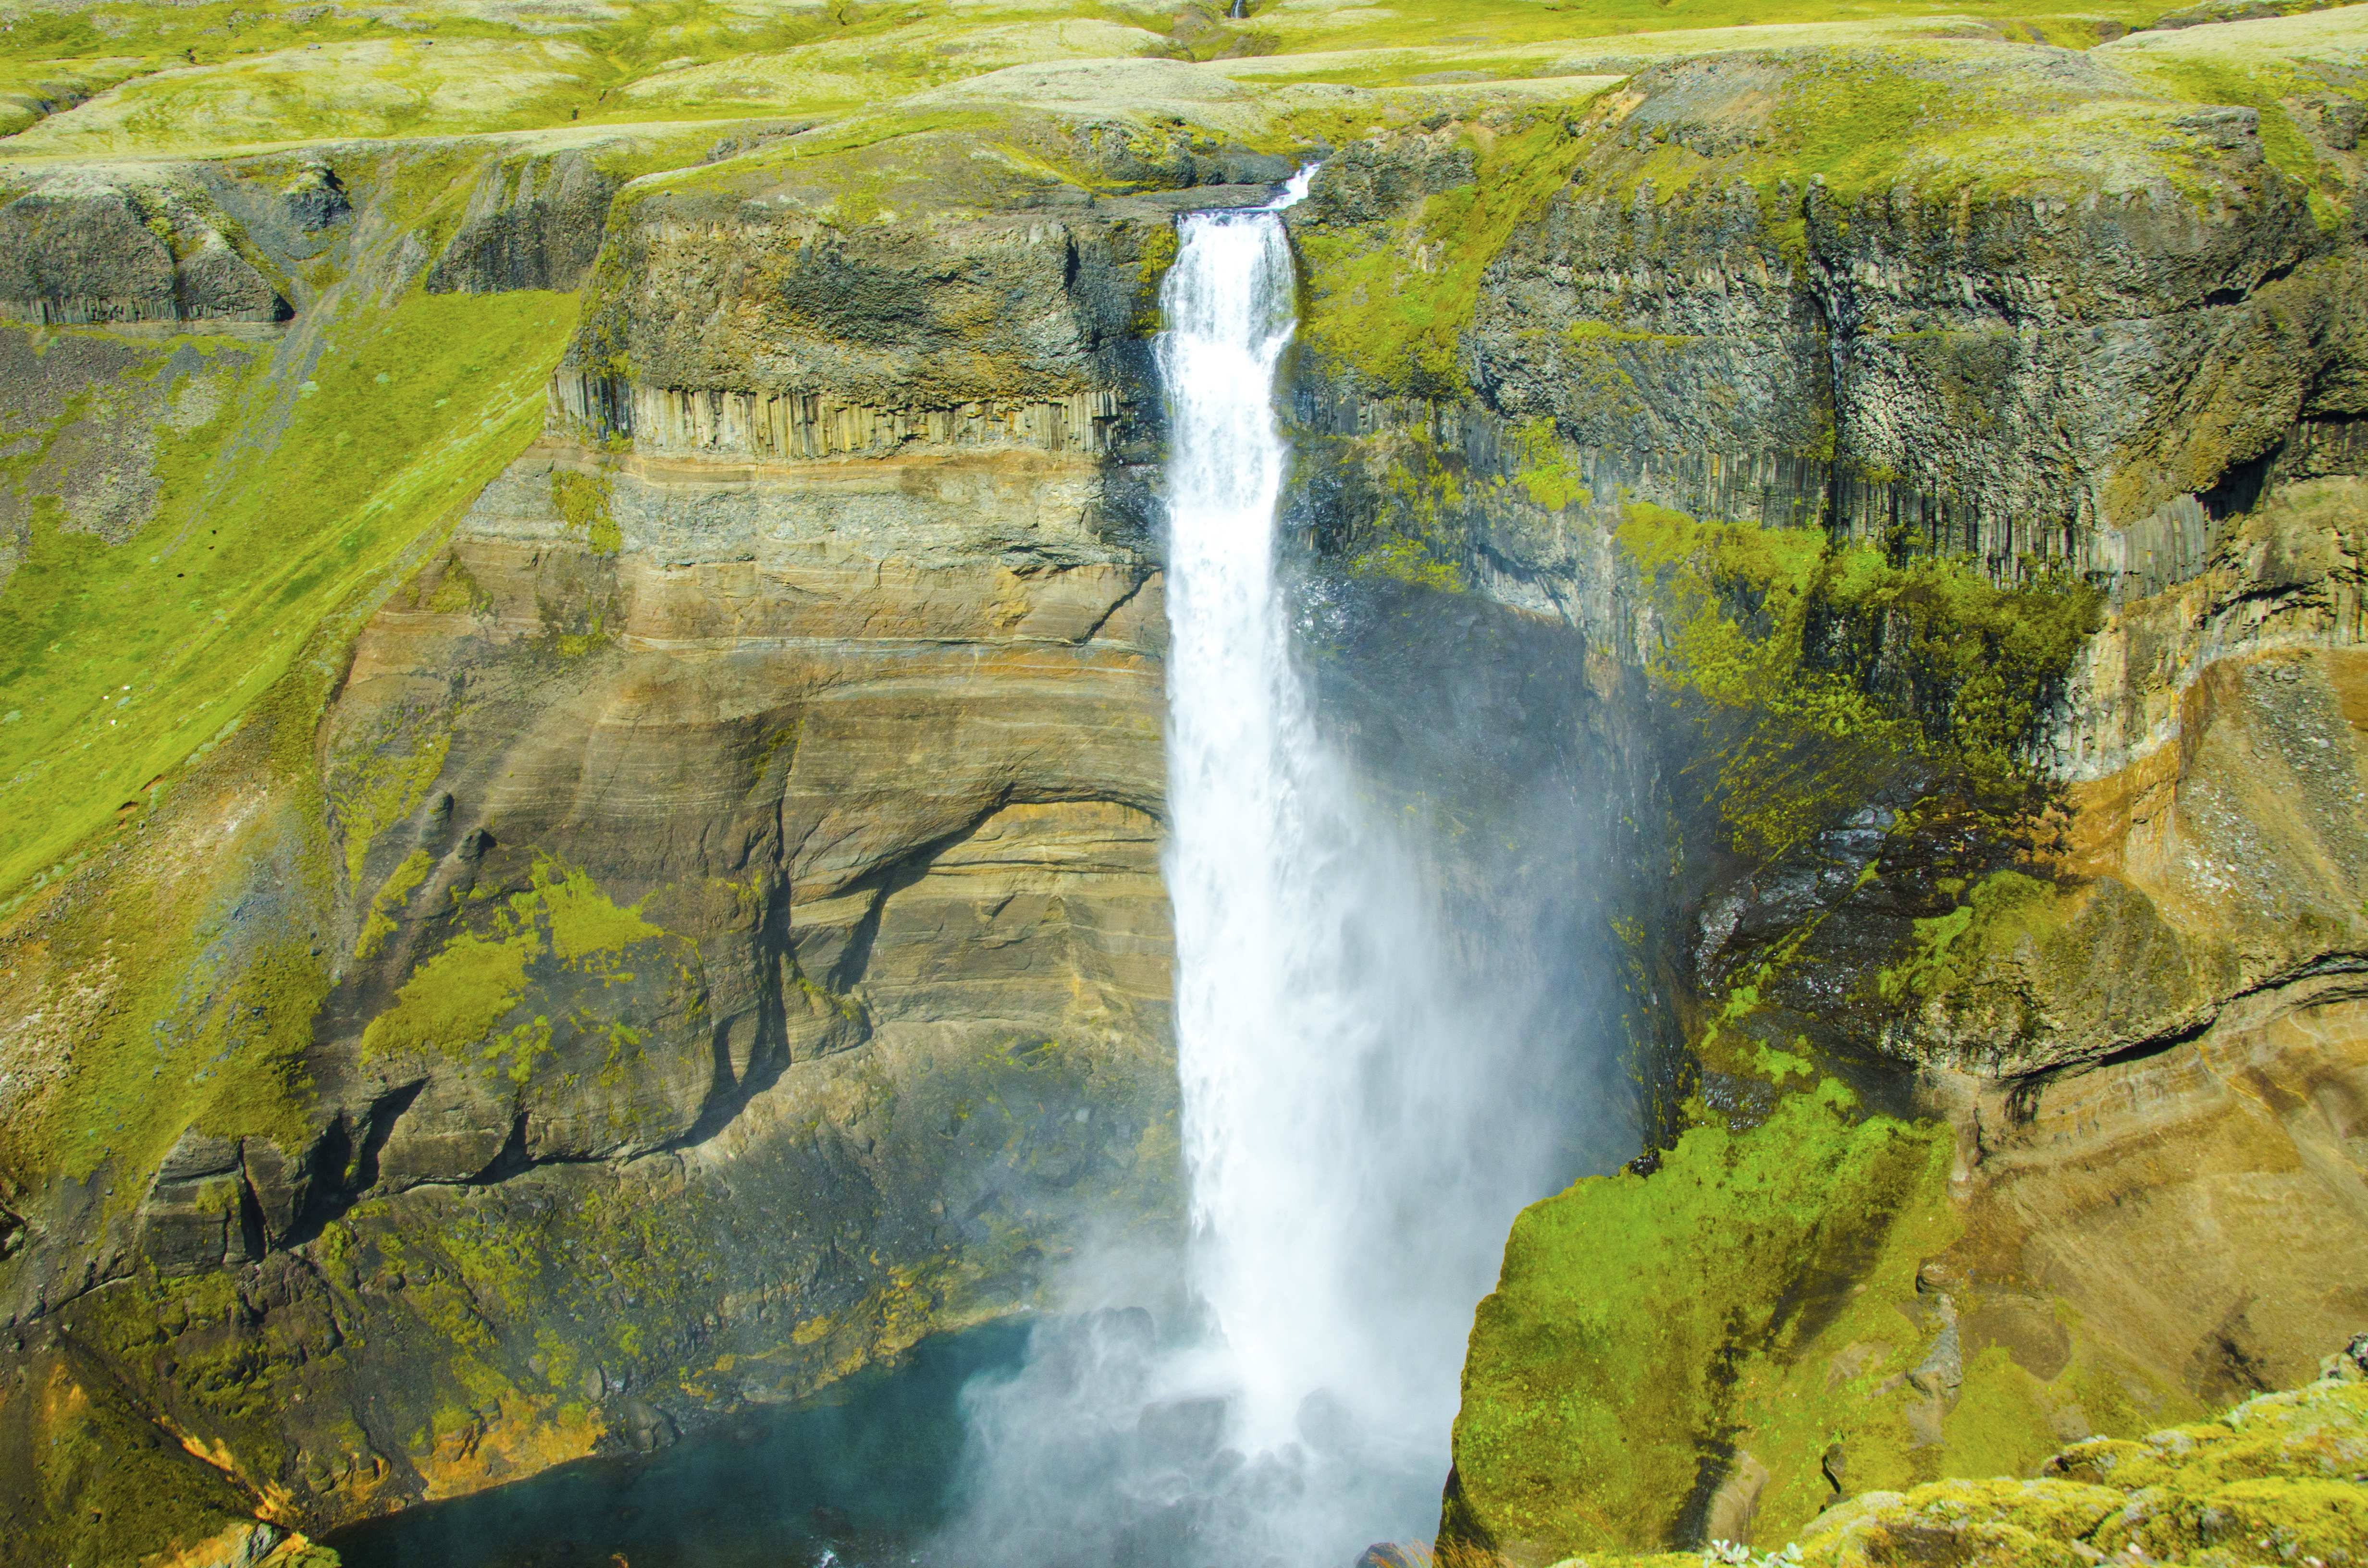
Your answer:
[324,1323,1028,1568]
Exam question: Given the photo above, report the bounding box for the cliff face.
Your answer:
[1263,34,2368,1561]
[0,103,1238,1562]
[2,7,2367,1563]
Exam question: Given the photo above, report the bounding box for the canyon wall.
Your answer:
[0,108,1247,1564]
[0,24,2365,1567]
[1258,40,2368,1561]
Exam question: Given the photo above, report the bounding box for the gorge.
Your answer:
[0,1,2366,1566]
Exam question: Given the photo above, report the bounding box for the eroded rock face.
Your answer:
[425,151,617,295]
[1285,54,2368,1560]
[181,384,1177,1524]
[1945,968,2368,1404]
[0,128,1197,1546]
[1294,47,2368,613]
[0,174,290,326]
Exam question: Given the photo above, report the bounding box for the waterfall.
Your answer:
[934,176,1618,1568]
[1158,177,1374,1456]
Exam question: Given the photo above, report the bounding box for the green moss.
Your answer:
[1509,417,1587,511]
[552,468,621,557]
[331,729,452,886]
[1342,434,1475,590]
[1134,219,1181,332]
[1445,1080,1952,1553]
[1750,1378,2368,1568]
[0,287,579,899]
[1301,111,1595,394]
[1444,1072,2338,1562]
[1943,1345,2068,1482]
[360,855,667,1069]
[1876,870,2055,1005]
[1615,504,2103,864]
[364,926,541,1063]
[2132,56,2353,227]
[540,861,663,967]
[356,848,435,961]
[27,839,330,1188]
[424,551,493,616]
[7,1331,262,1568]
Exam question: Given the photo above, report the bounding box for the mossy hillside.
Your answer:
[1286,24,2361,434]
[550,466,621,555]
[0,286,578,902]
[0,525,488,1227]
[2097,9,2368,231]
[0,53,151,138]
[1614,503,2103,867]
[0,0,974,152]
[1711,1225,2199,1549]
[0,1327,271,1568]
[1321,428,1480,591]
[1445,1080,1952,1554]
[2,37,604,156]
[606,11,1177,121]
[1875,869,2064,1008]
[1241,0,2178,64]
[1579,36,2354,222]
[0,0,2295,166]
[1442,1068,2221,1560]
[569,105,1201,415]
[0,697,342,1199]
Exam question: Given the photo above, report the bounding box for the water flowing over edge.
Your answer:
[932,174,1620,1568]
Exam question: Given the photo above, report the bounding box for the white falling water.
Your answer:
[938,177,1614,1568]
[1159,180,1364,1455]
[1157,177,1549,1557]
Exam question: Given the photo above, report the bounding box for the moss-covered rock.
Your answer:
[1443,1081,1956,1558]
[1450,1312,2366,1568]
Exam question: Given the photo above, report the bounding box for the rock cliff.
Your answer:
[1261,28,2368,1561]
[0,99,1221,1563]
[0,2,2366,1564]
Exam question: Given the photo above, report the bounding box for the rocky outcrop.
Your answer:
[1294,45,2368,600]
[0,173,290,326]
[426,151,617,295]
[1437,1341,2368,1568]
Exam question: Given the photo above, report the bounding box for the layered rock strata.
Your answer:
[0,117,1208,1560]
[1259,46,2368,1560]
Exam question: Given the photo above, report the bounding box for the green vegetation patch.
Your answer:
[1299,109,1594,393]
[7,37,600,155]
[552,467,621,555]
[2113,49,2358,228]
[1768,1373,2368,1567]
[361,855,668,1078]
[1615,503,2103,865]
[33,884,329,1188]
[1445,1080,1952,1554]
[1876,869,2056,1005]
[0,287,578,899]
[1344,432,1475,590]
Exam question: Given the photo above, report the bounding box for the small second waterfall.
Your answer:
[937,178,1618,1568]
